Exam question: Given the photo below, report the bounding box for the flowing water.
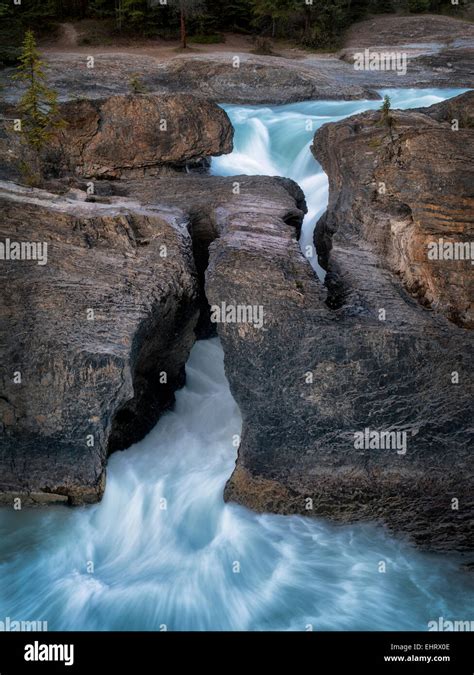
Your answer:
[1,89,472,631]
[213,88,468,278]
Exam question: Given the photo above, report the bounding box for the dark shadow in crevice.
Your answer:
[313,212,348,310]
[187,208,220,339]
[107,297,198,454]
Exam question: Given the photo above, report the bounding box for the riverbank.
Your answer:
[1,14,472,104]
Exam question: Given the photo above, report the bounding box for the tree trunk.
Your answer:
[115,0,122,32]
[180,10,187,49]
[304,8,311,35]
[272,18,276,38]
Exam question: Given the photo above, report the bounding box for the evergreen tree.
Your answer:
[88,0,115,17]
[12,30,64,174]
[120,0,149,31]
[251,0,294,38]
[381,94,391,113]
[0,0,21,65]
[379,93,394,135]
[167,0,206,48]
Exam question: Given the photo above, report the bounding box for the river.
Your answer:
[0,89,472,631]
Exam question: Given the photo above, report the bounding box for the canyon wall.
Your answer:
[207,92,473,553]
[1,87,472,554]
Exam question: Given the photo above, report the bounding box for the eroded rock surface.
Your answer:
[0,53,379,105]
[0,181,199,504]
[340,13,474,89]
[0,93,233,180]
[0,174,306,506]
[204,94,473,554]
[313,90,474,328]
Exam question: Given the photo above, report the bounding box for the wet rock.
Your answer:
[204,95,473,554]
[0,180,199,505]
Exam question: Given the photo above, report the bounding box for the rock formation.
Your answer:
[0,82,472,554]
[0,173,307,506]
[0,53,380,106]
[0,180,199,504]
[204,92,473,553]
[0,94,233,180]
[313,90,474,327]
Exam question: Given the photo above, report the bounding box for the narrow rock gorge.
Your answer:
[0,93,308,505]
[206,91,473,553]
[1,4,473,636]
[0,88,472,555]
[0,93,234,504]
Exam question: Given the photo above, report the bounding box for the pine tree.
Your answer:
[251,0,294,38]
[379,94,395,137]
[12,30,64,175]
[167,0,205,48]
[380,94,391,117]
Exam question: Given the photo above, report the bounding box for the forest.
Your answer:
[0,0,469,65]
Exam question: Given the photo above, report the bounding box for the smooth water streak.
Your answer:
[0,89,472,631]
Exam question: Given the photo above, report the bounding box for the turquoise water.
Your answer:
[0,90,472,631]
[213,88,469,278]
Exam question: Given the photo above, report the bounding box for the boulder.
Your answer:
[0,93,233,180]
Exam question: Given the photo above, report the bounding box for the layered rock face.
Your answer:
[313,90,474,327]
[206,93,473,553]
[0,181,199,504]
[0,93,233,180]
[0,172,307,506]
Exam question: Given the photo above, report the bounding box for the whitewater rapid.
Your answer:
[1,89,472,631]
[213,88,469,279]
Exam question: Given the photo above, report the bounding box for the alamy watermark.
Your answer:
[427,239,474,265]
[210,302,264,330]
[0,616,48,631]
[24,641,74,667]
[354,428,408,455]
[428,617,474,631]
[353,48,407,76]
[0,238,48,265]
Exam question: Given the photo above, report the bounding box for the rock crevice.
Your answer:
[204,93,473,553]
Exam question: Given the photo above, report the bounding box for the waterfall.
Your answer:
[1,89,472,631]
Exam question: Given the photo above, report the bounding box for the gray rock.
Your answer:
[203,96,473,554]
[0,174,308,506]
[0,181,199,505]
[0,94,233,180]
[0,53,380,105]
